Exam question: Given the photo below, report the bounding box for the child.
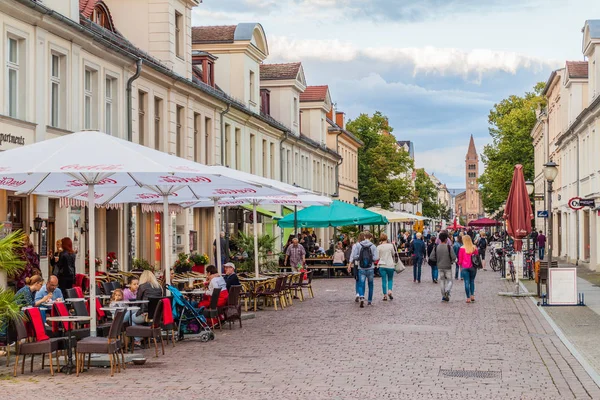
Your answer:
[109,288,133,323]
[123,276,139,301]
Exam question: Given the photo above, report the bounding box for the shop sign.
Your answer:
[568,197,596,210]
[154,213,161,262]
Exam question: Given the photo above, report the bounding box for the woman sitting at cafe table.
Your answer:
[197,264,228,309]
[15,275,46,307]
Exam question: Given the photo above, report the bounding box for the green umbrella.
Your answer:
[277,200,388,228]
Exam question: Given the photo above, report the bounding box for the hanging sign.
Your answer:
[568,197,596,210]
[154,213,161,262]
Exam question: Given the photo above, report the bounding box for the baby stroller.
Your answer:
[166,285,215,342]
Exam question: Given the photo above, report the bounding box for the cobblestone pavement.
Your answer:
[1,269,599,400]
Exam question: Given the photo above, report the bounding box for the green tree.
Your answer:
[479,82,546,212]
[346,112,414,208]
[414,169,440,218]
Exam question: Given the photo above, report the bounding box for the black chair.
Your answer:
[222,285,242,329]
[72,301,111,337]
[52,303,90,341]
[111,281,121,290]
[202,288,222,329]
[65,288,79,299]
[125,300,165,357]
[102,282,114,296]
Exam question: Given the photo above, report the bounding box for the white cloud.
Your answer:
[269,36,558,81]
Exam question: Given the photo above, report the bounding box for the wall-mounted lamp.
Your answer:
[80,219,89,234]
[30,215,43,234]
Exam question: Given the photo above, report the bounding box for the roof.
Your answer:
[79,0,96,18]
[448,189,466,197]
[586,20,600,40]
[260,63,301,81]
[300,85,329,102]
[192,25,236,44]
[566,61,588,79]
[467,135,477,158]
[326,118,364,146]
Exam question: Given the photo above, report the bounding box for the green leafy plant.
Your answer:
[189,252,209,265]
[230,232,278,272]
[0,287,23,328]
[0,227,26,277]
[174,252,193,273]
[132,257,153,271]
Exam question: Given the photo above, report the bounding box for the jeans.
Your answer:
[461,267,477,298]
[454,264,460,279]
[439,269,453,297]
[132,313,146,342]
[539,246,545,260]
[431,265,439,281]
[413,257,423,281]
[380,267,395,294]
[357,268,375,302]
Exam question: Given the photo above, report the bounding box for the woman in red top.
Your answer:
[457,235,478,303]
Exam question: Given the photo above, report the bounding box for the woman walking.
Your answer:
[458,235,478,303]
[453,235,462,280]
[377,233,396,301]
[56,237,76,292]
[427,236,439,283]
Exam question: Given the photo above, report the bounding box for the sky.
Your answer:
[192,0,600,189]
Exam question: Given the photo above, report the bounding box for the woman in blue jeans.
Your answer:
[427,236,439,283]
[458,235,478,303]
[377,233,396,301]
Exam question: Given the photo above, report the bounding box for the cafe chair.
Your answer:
[258,277,286,311]
[298,271,315,299]
[160,298,177,347]
[125,300,165,357]
[291,273,305,301]
[14,310,66,377]
[76,309,126,377]
[222,285,242,329]
[202,288,223,328]
[73,301,111,337]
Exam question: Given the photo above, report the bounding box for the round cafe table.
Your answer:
[46,315,92,374]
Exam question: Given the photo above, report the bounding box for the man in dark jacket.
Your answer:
[223,262,240,290]
[411,233,427,283]
[430,231,457,301]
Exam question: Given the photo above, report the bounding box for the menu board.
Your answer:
[548,268,578,305]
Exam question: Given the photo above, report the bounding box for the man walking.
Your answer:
[430,231,457,302]
[213,231,229,272]
[537,230,546,260]
[348,231,378,308]
[411,232,427,283]
[284,237,306,271]
[348,232,365,302]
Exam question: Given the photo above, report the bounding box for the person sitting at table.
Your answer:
[233,247,248,262]
[223,262,240,290]
[109,288,134,322]
[123,276,139,301]
[33,275,64,324]
[332,242,347,276]
[131,270,164,348]
[314,243,326,255]
[15,275,46,307]
[197,265,228,309]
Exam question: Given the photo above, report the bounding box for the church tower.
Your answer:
[465,135,480,223]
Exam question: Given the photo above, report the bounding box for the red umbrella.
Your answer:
[503,164,533,251]
[468,217,501,227]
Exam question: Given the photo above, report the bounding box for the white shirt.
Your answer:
[377,243,395,268]
[206,276,227,296]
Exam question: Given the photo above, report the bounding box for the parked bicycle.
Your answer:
[489,247,504,272]
[524,249,535,280]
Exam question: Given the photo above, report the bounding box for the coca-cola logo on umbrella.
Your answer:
[77,193,104,199]
[158,176,212,184]
[271,199,301,205]
[66,178,117,187]
[218,200,245,206]
[136,192,178,200]
[213,188,257,195]
[0,177,26,187]
[60,164,124,171]
[171,165,202,173]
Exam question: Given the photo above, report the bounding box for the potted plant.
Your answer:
[132,257,153,271]
[189,252,209,273]
[106,252,118,270]
[173,253,193,274]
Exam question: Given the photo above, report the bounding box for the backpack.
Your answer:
[471,252,482,269]
[359,243,374,269]
[478,238,487,250]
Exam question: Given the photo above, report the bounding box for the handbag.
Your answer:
[392,243,405,274]
[427,246,437,267]
[471,252,482,269]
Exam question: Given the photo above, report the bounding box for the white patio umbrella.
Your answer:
[179,194,332,276]
[0,131,292,335]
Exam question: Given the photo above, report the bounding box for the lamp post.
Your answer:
[543,162,559,270]
[354,198,364,231]
[525,180,535,264]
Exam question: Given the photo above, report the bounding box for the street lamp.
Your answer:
[525,180,535,196]
[543,161,559,270]
[357,200,364,209]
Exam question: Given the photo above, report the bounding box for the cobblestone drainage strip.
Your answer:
[438,368,502,379]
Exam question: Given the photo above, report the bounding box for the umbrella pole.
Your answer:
[294,206,298,237]
[213,199,221,273]
[163,196,171,287]
[253,202,259,277]
[88,184,97,337]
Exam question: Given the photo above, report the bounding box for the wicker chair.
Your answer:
[257,277,286,310]
[222,285,242,329]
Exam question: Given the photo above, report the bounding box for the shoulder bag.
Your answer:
[471,251,482,269]
[393,243,405,274]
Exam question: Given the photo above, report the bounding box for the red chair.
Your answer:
[161,298,176,347]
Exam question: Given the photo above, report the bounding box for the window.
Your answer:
[50,54,63,127]
[205,117,212,164]
[287,150,292,183]
[235,128,241,169]
[249,70,255,104]
[105,76,117,135]
[175,12,183,58]
[176,105,184,157]
[138,91,147,145]
[154,98,162,150]
[293,97,299,125]
[7,36,25,119]
[193,113,201,162]
[468,164,476,170]
[262,139,267,177]
[84,68,98,129]
[224,124,231,167]
[270,142,275,179]
[250,134,256,173]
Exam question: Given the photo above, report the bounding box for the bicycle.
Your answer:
[506,249,516,282]
[524,249,535,280]
[489,247,503,272]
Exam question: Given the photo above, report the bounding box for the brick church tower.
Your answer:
[465,135,481,223]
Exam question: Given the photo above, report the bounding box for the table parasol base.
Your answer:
[60,363,77,374]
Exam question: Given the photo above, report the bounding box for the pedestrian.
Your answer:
[453,235,462,280]
[458,235,479,303]
[476,231,488,270]
[213,231,228,272]
[537,230,546,260]
[347,233,365,302]
[377,233,396,301]
[284,237,306,271]
[56,237,76,292]
[348,231,378,308]
[429,230,457,302]
[411,232,426,283]
[427,236,439,283]
[531,230,538,255]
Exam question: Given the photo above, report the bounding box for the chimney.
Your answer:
[335,111,345,129]
[326,108,334,121]
[260,89,271,116]
[192,50,218,87]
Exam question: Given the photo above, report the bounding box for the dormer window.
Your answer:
[89,1,116,33]
[249,70,256,104]
[260,89,270,116]
[191,51,217,87]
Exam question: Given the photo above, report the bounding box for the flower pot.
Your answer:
[192,264,205,273]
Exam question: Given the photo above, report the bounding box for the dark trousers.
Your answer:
[413,257,423,281]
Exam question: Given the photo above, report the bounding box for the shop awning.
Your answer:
[242,205,282,220]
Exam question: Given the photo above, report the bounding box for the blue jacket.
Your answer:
[411,239,426,258]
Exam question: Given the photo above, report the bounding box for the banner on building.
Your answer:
[154,213,161,262]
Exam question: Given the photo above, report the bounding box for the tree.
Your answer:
[414,169,440,218]
[479,82,546,212]
[346,112,414,208]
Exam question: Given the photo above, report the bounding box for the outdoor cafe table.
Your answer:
[100,306,141,327]
[240,277,271,311]
[46,315,92,374]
